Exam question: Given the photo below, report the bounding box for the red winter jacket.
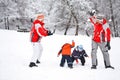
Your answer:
[89,16,111,43]
[30,20,48,42]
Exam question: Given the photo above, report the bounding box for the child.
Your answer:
[72,45,88,66]
[57,40,75,69]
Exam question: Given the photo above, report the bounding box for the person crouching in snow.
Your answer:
[29,13,53,67]
[72,45,88,66]
[57,40,75,69]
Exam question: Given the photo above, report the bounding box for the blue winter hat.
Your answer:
[77,45,83,51]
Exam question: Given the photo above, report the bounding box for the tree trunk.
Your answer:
[109,0,116,37]
[64,15,72,35]
[7,17,9,30]
[115,21,119,37]
[65,0,79,35]
[70,10,79,36]
[73,15,79,36]
[4,17,7,29]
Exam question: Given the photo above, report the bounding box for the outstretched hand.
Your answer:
[47,30,53,36]
[89,12,94,16]
[89,10,96,16]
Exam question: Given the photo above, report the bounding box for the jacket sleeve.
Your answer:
[89,16,96,25]
[103,18,107,25]
[58,49,62,56]
[38,27,48,37]
[106,28,111,42]
[71,41,75,48]
[83,50,88,57]
[103,20,111,42]
[35,23,42,36]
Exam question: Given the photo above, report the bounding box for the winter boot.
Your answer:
[68,63,73,69]
[60,63,64,67]
[91,65,97,69]
[82,63,85,66]
[105,65,115,69]
[29,62,38,67]
[68,66,73,69]
[36,60,40,64]
[60,65,64,67]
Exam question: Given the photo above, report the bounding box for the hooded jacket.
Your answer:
[30,19,48,42]
[89,16,111,43]
[58,41,75,56]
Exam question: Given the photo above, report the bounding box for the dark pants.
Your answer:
[72,56,85,65]
[60,55,73,67]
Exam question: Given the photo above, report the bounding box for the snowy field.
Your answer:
[0,29,120,80]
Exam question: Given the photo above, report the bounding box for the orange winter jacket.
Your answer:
[58,41,75,56]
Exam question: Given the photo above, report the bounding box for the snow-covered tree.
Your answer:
[0,0,18,29]
[0,0,120,37]
[40,0,94,35]
[90,0,120,37]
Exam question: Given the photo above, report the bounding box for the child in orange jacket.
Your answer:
[57,40,75,69]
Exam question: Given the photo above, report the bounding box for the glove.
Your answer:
[47,30,53,36]
[89,11,95,16]
[105,42,111,50]
[72,40,74,42]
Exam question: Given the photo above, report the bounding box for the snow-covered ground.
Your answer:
[0,29,120,80]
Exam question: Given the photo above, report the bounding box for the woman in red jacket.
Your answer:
[89,12,114,69]
[29,14,52,67]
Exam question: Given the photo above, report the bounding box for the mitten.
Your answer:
[47,30,53,36]
[105,42,111,50]
[89,11,94,16]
